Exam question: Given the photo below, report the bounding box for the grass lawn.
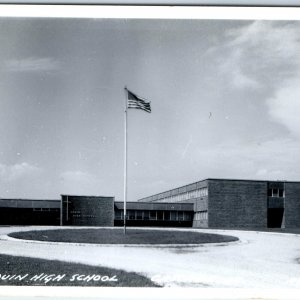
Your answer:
[9,228,239,244]
[0,254,159,287]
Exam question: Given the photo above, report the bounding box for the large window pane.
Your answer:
[150,211,156,220]
[164,211,170,220]
[184,212,192,221]
[128,210,135,220]
[279,189,284,197]
[273,188,279,197]
[170,211,177,220]
[136,211,143,220]
[157,211,164,220]
[115,210,123,220]
[178,211,184,221]
[143,210,150,220]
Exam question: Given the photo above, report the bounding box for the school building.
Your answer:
[0,178,299,228]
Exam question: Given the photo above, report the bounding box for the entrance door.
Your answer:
[267,208,284,228]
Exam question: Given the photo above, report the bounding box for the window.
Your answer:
[149,211,157,220]
[273,188,279,197]
[115,210,123,220]
[164,211,170,220]
[136,211,143,220]
[184,212,192,221]
[157,211,164,220]
[128,210,135,220]
[170,211,177,221]
[143,211,150,220]
[268,188,285,197]
[279,189,284,197]
[178,211,184,221]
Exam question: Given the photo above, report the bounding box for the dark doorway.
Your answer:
[268,208,284,228]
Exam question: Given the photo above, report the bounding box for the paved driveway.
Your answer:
[0,226,299,288]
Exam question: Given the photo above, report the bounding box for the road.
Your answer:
[0,226,299,288]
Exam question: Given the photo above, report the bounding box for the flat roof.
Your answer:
[61,194,114,198]
[137,178,300,202]
[115,201,194,211]
[0,198,59,202]
[0,198,60,209]
[138,179,209,202]
[206,178,300,183]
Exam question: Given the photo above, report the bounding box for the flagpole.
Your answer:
[123,86,128,234]
[282,181,286,229]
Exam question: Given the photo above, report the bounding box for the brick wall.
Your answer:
[208,180,268,228]
[61,195,114,226]
[285,182,300,228]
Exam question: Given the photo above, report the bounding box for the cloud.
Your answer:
[220,21,300,140]
[0,162,41,182]
[5,57,60,72]
[267,77,300,138]
[216,21,300,90]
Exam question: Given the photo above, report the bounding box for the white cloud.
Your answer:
[0,162,41,182]
[226,21,300,63]
[218,21,300,90]
[5,57,60,72]
[267,78,300,138]
[231,66,261,89]
[224,21,300,139]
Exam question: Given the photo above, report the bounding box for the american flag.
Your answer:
[126,88,151,113]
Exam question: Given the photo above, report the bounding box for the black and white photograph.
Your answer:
[0,4,299,298]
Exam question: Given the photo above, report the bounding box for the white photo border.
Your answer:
[0,4,299,300]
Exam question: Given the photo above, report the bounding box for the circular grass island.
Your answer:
[9,228,238,245]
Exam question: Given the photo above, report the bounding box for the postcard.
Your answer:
[0,4,299,300]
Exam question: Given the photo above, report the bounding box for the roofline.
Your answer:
[206,178,300,183]
[114,201,193,205]
[137,177,300,201]
[0,198,60,202]
[60,194,115,198]
[137,178,209,201]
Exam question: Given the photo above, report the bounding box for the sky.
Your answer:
[0,17,300,201]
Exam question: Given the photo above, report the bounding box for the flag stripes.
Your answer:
[126,88,151,113]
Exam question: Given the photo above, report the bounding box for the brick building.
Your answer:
[139,179,300,228]
[0,198,60,226]
[0,179,299,228]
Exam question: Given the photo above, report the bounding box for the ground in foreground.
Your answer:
[0,254,159,286]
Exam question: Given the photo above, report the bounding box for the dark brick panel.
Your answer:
[208,180,268,228]
[285,183,300,228]
[62,196,114,226]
